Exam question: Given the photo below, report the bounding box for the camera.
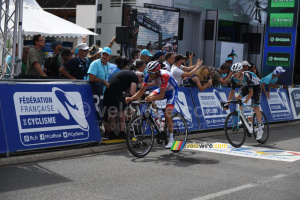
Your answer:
[186,51,195,58]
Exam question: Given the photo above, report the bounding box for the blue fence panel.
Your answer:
[0,83,101,153]
[0,102,8,154]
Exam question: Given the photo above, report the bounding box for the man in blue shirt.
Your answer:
[88,47,112,94]
[261,66,285,99]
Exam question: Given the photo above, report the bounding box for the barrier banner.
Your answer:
[154,87,200,131]
[0,83,101,153]
[261,88,294,122]
[0,104,8,154]
[90,82,104,126]
[288,88,300,119]
[190,87,232,130]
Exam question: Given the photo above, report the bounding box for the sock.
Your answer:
[258,123,262,130]
[169,133,173,140]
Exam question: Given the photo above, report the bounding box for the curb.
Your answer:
[0,120,299,167]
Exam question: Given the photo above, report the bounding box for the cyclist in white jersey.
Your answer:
[126,61,178,148]
[224,62,264,140]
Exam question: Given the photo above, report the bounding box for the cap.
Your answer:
[141,49,152,57]
[226,57,233,61]
[88,45,102,58]
[51,41,63,49]
[153,50,166,59]
[241,61,251,66]
[273,66,286,75]
[101,47,111,55]
[77,43,89,50]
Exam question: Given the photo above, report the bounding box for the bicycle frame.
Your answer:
[235,103,254,134]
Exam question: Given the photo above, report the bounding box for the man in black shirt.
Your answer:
[103,70,142,139]
[59,43,90,80]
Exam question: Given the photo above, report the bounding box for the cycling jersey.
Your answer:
[143,70,178,91]
[231,71,260,90]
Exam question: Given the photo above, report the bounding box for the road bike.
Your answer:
[220,99,269,148]
[126,100,188,158]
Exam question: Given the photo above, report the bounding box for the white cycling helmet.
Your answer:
[231,62,243,73]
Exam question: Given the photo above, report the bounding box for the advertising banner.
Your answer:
[191,87,232,130]
[262,0,300,85]
[288,88,300,119]
[261,88,294,122]
[0,104,8,154]
[0,83,101,153]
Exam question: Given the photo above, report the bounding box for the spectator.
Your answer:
[211,63,233,86]
[108,57,130,80]
[171,54,202,84]
[163,52,175,71]
[241,61,251,71]
[72,35,87,56]
[87,47,112,94]
[5,43,18,76]
[60,49,73,66]
[225,57,233,66]
[261,66,285,99]
[129,49,141,70]
[184,66,212,91]
[133,59,146,73]
[26,34,47,76]
[153,50,166,62]
[140,49,152,63]
[103,70,141,139]
[44,41,63,76]
[21,46,30,75]
[59,43,89,79]
[87,45,102,65]
[249,63,260,78]
[51,41,64,66]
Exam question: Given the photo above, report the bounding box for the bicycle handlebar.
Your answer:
[131,100,152,105]
[220,99,243,108]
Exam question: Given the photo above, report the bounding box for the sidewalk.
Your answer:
[0,120,299,167]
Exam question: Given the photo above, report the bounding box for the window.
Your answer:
[97,4,102,11]
[96,28,101,35]
[96,40,101,46]
[97,16,102,23]
[123,0,136,6]
[205,20,214,40]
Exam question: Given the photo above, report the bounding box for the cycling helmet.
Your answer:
[231,62,243,73]
[146,61,161,73]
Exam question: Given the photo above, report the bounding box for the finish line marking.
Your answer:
[184,143,300,162]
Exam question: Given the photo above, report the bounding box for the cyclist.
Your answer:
[125,61,179,149]
[224,62,263,140]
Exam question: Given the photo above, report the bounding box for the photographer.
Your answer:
[211,63,233,87]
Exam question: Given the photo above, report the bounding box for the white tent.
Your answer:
[2,0,97,38]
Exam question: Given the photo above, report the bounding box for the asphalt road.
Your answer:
[1,123,300,200]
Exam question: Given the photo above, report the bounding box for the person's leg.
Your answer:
[164,90,177,149]
[253,86,263,140]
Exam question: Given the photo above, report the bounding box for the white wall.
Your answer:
[76,5,96,29]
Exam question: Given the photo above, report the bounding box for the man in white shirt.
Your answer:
[171,54,202,84]
[163,52,175,72]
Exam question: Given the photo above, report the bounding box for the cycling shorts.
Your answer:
[237,85,261,106]
[151,88,178,110]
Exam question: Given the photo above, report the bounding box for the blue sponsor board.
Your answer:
[261,88,294,122]
[288,88,300,119]
[191,87,232,130]
[0,83,101,153]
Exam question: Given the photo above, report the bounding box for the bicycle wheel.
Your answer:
[170,113,188,150]
[252,111,269,144]
[224,112,247,148]
[126,115,154,158]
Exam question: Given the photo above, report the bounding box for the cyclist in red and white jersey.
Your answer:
[126,61,178,148]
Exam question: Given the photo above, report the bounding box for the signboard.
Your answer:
[262,0,300,85]
[288,88,300,119]
[191,88,232,130]
[0,83,101,153]
[261,88,294,122]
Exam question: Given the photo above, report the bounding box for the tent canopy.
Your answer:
[3,0,97,38]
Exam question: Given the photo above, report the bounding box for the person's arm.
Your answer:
[188,54,193,66]
[126,84,147,103]
[261,82,269,99]
[89,74,109,87]
[146,88,166,102]
[181,59,201,72]
[181,60,202,77]
[193,76,211,91]
[129,82,137,96]
[34,62,47,76]
[218,71,233,85]
[59,66,75,79]
[107,37,116,48]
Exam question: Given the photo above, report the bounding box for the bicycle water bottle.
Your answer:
[247,116,252,123]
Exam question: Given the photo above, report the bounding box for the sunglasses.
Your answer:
[202,71,209,74]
